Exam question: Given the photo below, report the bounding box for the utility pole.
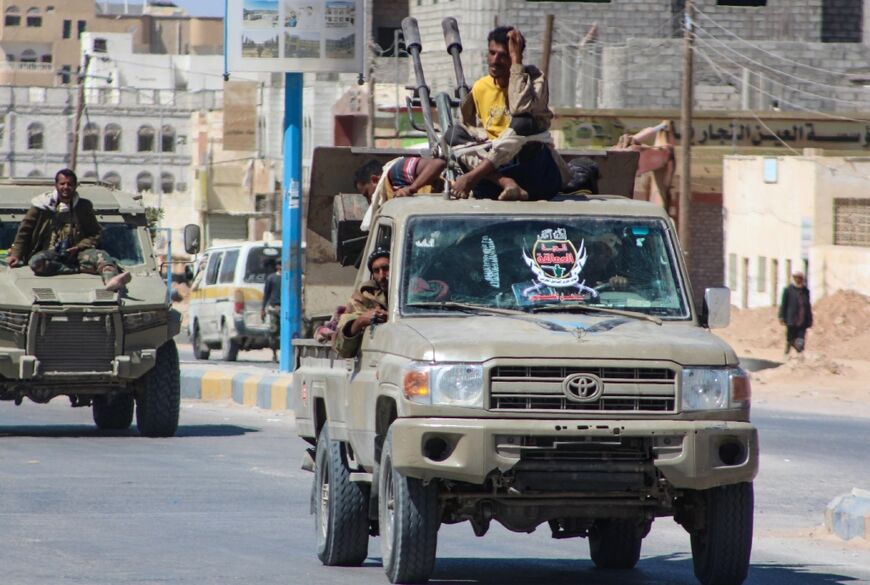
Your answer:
[69,53,91,172]
[679,0,694,253]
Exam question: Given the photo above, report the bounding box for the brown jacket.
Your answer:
[334,280,388,358]
[459,64,554,138]
[9,192,102,264]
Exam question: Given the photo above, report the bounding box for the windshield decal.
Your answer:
[481,236,500,288]
[517,227,597,304]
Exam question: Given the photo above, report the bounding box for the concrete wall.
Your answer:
[723,154,870,307]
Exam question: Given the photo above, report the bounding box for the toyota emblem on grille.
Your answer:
[562,373,602,402]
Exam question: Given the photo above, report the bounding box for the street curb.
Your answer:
[181,367,293,411]
[825,488,870,541]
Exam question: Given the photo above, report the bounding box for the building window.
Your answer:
[60,64,71,84]
[27,169,42,177]
[160,125,176,153]
[822,0,862,42]
[82,123,99,151]
[103,123,121,151]
[62,19,71,39]
[833,198,870,247]
[137,125,155,152]
[102,171,121,189]
[25,7,41,27]
[727,253,737,290]
[93,38,107,53]
[19,49,37,63]
[77,19,86,39]
[40,54,51,63]
[160,172,174,194]
[136,171,153,192]
[27,123,44,150]
[375,28,406,58]
[4,6,20,27]
[82,170,97,181]
[756,256,766,292]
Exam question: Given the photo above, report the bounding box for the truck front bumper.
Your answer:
[0,348,157,382]
[389,417,758,491]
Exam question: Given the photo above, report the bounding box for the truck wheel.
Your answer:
[314,423,369,566]
[589,519,643,569]
[191,321,210,360]
[92,394,134,430]
[220,322,239,362]
[690,482,754,585]
[135,340,181,438]
[379,428,439,584]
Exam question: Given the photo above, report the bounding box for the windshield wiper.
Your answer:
[405,301,526,317]
[528,303,662,325]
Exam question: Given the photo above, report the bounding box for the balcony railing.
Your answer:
[0,61,54,72]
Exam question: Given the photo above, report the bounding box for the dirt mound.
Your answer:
[717,289,870,363]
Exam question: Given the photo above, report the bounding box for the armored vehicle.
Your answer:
[0,179,182,437]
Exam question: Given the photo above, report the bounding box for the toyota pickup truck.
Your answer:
[291,150,757,585]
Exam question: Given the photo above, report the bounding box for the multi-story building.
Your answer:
[0,0,222,87]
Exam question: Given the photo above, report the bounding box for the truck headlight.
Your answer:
[403,363,484,407]
[681,367,751,411]
[123,309,168,333]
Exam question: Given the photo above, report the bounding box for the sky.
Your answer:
[126,1,225,18]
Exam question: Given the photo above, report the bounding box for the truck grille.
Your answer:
[489,365,676,413]
[34,313,116,373]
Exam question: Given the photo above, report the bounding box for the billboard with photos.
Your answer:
[225,0,364,73]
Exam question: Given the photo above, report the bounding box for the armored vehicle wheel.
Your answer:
[192,321,210,360]
[92,394,134,430]
[690,482,753,585]
[589,519,643,569]
[135,340,181,438]
[379,428,439,584]
[314,423,369,566]
[220,322,239,362]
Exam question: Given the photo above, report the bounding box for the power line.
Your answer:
[693,25,870,98]
[693,5,867,79]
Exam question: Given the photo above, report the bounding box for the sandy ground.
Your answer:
[714,290,870,419]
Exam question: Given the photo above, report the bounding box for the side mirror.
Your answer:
[332,193,368,267]
[183,224,201,255]
[702,287,731,329]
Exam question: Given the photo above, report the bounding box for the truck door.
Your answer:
[346,221,393,463]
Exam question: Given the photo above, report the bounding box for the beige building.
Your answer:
[723,152,870,308]
[0,0,222,87]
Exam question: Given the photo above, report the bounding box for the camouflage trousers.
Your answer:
[29,248,121,283]
[265,304,281,350]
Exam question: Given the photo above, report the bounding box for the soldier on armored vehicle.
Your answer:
[7,168,131,291]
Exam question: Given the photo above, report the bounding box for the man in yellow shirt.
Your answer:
[447,26,569,201]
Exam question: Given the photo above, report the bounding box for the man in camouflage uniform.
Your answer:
[334,248,389,358]
[7,168,130,291]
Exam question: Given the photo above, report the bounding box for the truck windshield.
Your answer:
[0,222,145,266]
[402,215,689,318]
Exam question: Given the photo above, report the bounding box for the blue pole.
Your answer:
[280,72,303,372]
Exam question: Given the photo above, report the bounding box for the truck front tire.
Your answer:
[314,423,369,566]
[379,428,439,584]
[690,482,754,585]
[135,340,181,438]
[588,519,643,569]
[92,394,134,430]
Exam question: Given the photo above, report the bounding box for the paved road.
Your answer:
[0,400,868,585]
[175,335,279,373]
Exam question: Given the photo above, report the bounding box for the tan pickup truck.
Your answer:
[292,147,757,585]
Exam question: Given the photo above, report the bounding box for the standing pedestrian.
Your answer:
[261,259,281,362]
[778,271,813,354]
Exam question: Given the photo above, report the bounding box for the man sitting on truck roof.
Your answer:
[7,168,131,291]
[334,248,389,358]
[445,26,570,201]
[354,157,446,201]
